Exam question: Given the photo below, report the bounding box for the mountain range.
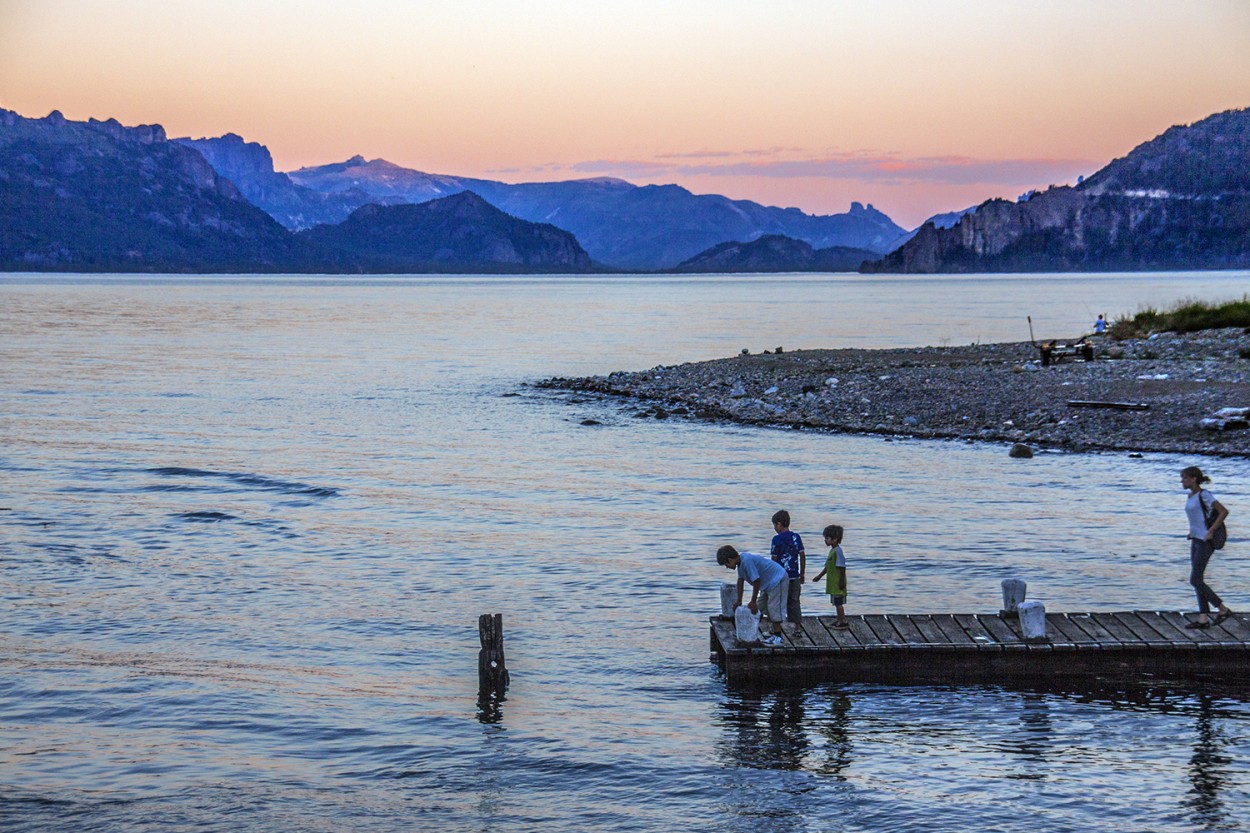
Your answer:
[0,110,591,273]
[866,107,1250,273]
[3,105,1246,274]
[179,135,907,270]
[0,110,316,272]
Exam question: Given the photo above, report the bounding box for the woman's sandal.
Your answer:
[1214,610,1234,625]
[1185,619,1211,629]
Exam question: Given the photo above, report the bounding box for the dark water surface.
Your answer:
[2,272,1249,832]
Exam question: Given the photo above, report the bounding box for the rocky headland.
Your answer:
[540,328,1250,456]
[864,108,1250,273]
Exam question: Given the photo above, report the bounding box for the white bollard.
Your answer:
[1001,579,1027,615]
[720,583,737,618]
[1018,600,1048,641]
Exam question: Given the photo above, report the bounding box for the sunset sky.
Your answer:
[2,0,1248,227]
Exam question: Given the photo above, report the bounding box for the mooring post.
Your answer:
[1018,600,1049,642]
[478,613,509,695]
[1001,578,1027,617]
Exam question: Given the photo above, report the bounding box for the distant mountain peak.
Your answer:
[572,176,634,187]
[301,190,594,273]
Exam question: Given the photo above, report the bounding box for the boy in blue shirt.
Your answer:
[770,510,806,627]
[716,545,786,646]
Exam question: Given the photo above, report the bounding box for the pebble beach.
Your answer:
[541,328,1250,456]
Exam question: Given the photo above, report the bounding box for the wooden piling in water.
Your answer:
[478,613,510,695]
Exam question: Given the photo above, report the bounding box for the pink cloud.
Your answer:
[562,151,1094,188]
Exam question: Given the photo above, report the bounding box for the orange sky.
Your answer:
[2,0,1248,227]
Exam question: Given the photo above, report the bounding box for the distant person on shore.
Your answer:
[811,524,849,629]
[1181,466,1233,628]
[1093,314,1107,335]
[770,509,806,626]
[717,545,786,646]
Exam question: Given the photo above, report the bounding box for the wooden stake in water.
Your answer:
[478,613,510,696]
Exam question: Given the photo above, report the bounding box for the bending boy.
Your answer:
[716,545,786,646]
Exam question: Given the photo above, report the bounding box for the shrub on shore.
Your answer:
[1109,295,1250,339]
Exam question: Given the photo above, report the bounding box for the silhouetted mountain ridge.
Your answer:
[299,192,594,273]
[0,109,314,272]
[0,109,593,273]
[673,234,878,273]
[865,107,1250,273]
[175,134,381,230]
[282,156,907,269]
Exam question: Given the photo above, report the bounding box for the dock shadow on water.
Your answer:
[711,678,1248,832]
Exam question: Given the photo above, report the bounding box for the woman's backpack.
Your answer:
[1200,490,1229,550]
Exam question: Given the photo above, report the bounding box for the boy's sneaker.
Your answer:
[761,634,783,646]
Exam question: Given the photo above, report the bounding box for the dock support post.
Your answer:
[478,613,510,696]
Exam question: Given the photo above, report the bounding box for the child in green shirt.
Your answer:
[811,524,849,629]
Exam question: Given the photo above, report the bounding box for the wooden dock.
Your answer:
[710,611,1250,685]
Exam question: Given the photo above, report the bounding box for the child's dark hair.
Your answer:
[823,524,843,541]
[1182,465,1211,485]
[716,545,739,566]
[771,510,790,527]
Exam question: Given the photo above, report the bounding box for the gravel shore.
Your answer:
[539,328,1250,456]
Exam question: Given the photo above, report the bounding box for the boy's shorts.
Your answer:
[759,580,786,623]
[830,595,846,606]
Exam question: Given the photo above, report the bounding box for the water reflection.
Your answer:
[477,690,506,725]
[718,689,810,771]
[1186,694,1234,830]
[715,681,1247,825]
[1005,691,1052,779]
[813,691,853,780]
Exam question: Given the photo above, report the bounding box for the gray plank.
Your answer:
[1064,613,1123,645]
[710,619,741,652]
[816,616,865,649]
[1128,610,1187,642]
[978,614,1028,649]
[886,614,932,646]
[1210,612,1250,643]
[1112,612,1172,646]
[912,615,955,645]
[1090,612,1146,645]
[843,616,882,647]
[929,614,978,645]
[785,619,819,650]
[1136,610,1205,647]
[862,614,907,646]
[1155,610,1218,643]
[798,617,841,650]
[1044,614,1095,647]
[953,614,1001,650]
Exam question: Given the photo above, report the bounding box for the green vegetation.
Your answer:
[1109,295,1250,339]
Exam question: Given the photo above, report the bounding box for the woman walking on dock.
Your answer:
[1181,466,1233,628]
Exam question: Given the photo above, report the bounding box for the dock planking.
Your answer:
[710,611,1250,685]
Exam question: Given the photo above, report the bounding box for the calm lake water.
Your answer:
[2,271,1249,832]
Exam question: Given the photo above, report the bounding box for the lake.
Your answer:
[2,271,1249,832]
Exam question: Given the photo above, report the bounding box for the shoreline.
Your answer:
[539,329,1250,457]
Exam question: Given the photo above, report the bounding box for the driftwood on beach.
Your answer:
[541,328,1250,456]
